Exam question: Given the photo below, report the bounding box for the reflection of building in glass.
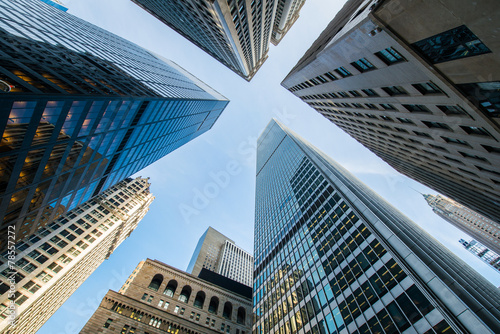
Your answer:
[282,0,500,224]
[0,0,228,248]
[253,119,500,334]
[80,259,252,334]
[0,177,154,334]
[132,0,307,81]
[424,194,500,254]
[459,239,500,274]
[187,227,253,287]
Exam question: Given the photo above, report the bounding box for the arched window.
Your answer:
[237,307,246,324]
[148,274,163,291]
[208,296,219,314]
[223,301,232,320]
[163,280,177,297]
[179,285,191,303]
[194,291,205,309]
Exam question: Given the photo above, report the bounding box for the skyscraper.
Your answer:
[424,194,500,254]
[187,227,253,287]
[459,239,500,274]
[253,119,500,334]
[131,0,308,81]
[0,0,228,247]
[281,0,500,224]
[80,259,252,334]
[0,177,154,334]
[271,0,306,45]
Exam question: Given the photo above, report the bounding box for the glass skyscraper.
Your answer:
[0,0,228,246]
[253,119,500,334]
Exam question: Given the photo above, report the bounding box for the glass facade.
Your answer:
[0,0,228,246]
[253,120,500,334]
[412,25,491,64]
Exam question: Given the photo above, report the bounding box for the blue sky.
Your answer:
[37,0,499,333]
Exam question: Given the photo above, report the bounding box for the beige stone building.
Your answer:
[424,193,500,254]
[80,259,252,334]
[0,177,154,334]
[282,0,500,224]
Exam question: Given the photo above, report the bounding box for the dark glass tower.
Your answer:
[253,119,500,334]
[0,0,228,246]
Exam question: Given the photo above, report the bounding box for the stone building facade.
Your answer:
[81,259,252,334]
[424,194,500,254]
[0,177,153,334]
[282,0,500,224]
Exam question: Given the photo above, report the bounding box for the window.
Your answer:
[442,137,470,146]
[178,285,191,303]
[39,242,58,255]
[412,25,491,64]
[163,301,169,309]
[27,250,47,264]
[427,144,449,153]
[60,230,76,241]
[351,58,376,72]
[482,144,500,154]
[412,82,443,95]
[414,131,431,138]
[365,103,377,109]
[76,241,88,249]
[141,293,148,301]
[148,274,163,291]
[147,295,154,303]
[382,86,408,96]
[223,302,232,320]
[457,81,500,117]
[36,271,53,283]
[190,312,195,320]
[422,121,451,130]
[380,103,396,110]
[104,318,113,328]
[209,296,219,314]
[362,88,379,97]
[58,254,72,264]
[180,308,185,315]
[324,72,337,81]
[163,280,177,297]
[402,104,431,113]
[375,47,405,64]
[334,67,352,78]
[67,247,81,257]
[459,151,489,163]
[158,300,164,307]
[437,105,468,116]
[338,91,349,98]
[460,126,491,136]
[174,306,180,313]
[194,291,205,309]
[50,236,67,248]
[22,281,41,293]
[397,117,414,124]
